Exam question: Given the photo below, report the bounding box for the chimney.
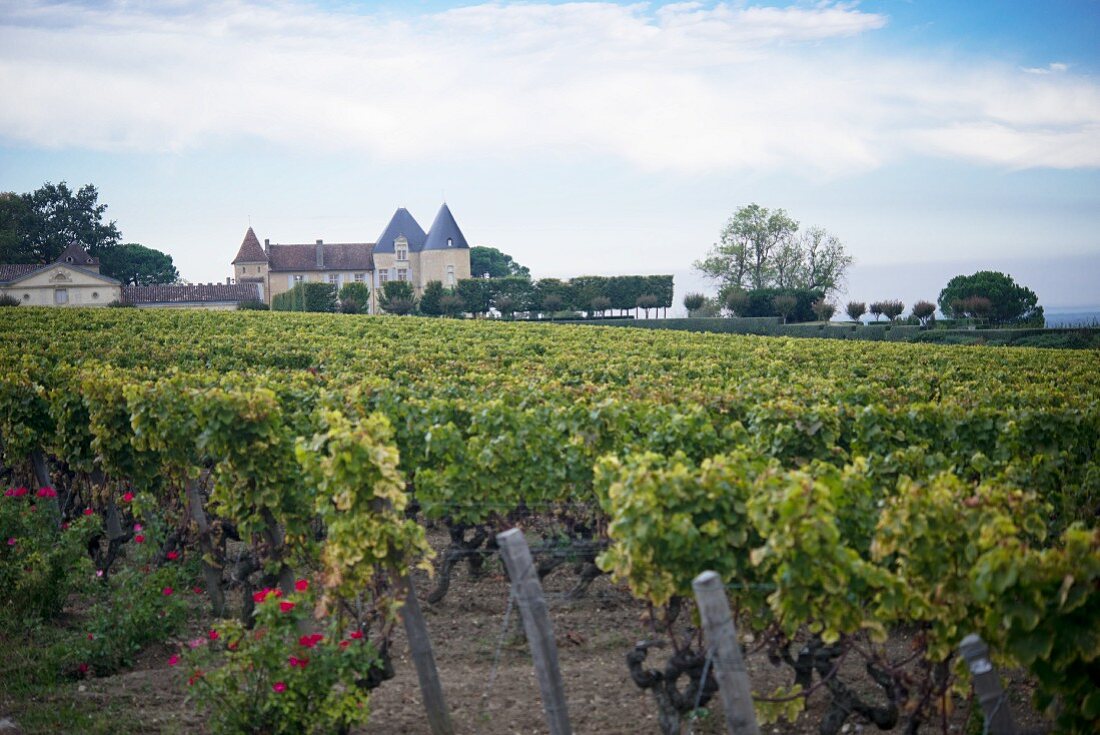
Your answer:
[316,239,324,268]
[226,277,231,285]
[264,238,270,253]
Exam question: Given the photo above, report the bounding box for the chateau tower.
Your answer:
[231,226,269,301]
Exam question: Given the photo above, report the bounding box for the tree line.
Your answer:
[0,182,179,286]
[685,270,1044,328]
[271,274,676,318]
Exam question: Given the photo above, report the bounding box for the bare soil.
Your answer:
[1,529,1048,734]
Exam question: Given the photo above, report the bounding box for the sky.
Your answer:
[1,0,1099,313]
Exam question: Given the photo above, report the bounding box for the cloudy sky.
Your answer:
[2,0,1098,311]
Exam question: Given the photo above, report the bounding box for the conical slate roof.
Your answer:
[55,240,98,267]
[374,208,427,254]
[422,204,469,251]
[232,227,268,264]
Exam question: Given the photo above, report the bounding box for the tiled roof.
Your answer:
[123,282,261,304]
[56,241,99,267]
[267,243,374,272]
[0,264,41,283]
[232,227,268,264]
[374,208,427,254]
[423,204,470,251]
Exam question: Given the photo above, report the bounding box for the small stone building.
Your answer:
[230,204,473,311]
[1,241,261,309]
[0,241,122,306]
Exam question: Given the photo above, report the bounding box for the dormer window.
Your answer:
[447,238,453,248]
[396,246,407,261]
[66,257,73,262]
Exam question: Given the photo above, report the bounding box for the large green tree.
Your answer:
[938,271,1044,326]
[98,243,179,285]
[694,204,851,297]
[470,246,530,279]
[8,182,122,263]
[0,193,31,264]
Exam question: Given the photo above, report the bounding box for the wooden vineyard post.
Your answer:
[496,528,573,735]
[959,634,1017,735]
[399,574,454,735]
[692,570,760,735]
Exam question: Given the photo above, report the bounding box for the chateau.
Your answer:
[231,204,473,312]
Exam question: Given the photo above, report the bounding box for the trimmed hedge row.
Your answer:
[598,319,1100,349]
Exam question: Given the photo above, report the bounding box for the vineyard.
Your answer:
[0,308,1097,734]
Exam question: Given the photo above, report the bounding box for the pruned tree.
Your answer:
[591,296,612,317]
[845,301,866,323]
[418,280,446,317]
[811,299,836,322]
[951,296,994,321]
[338,282,370,314]
[724,288,750,317]
[379,281,417,315]
[911,301,936,326]
[773,294,798,324]
[637,294,659,319]
[439,293,465,318]
[495,294,517,319]
[869,301,885,322]
[541,293,564,314]
[683,293,706,316]
[881,300,905,322]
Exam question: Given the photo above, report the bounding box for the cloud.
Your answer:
[1022,62,1069,74]
[0,1,1098,174]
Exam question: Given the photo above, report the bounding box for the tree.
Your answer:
[495,294,518,319]
[683,293,706,316]
[338,282,370,313]
[773,294,798,324]
[694,204,852,298]
[869,302,885,322]
[98,243,179,285]
[590,296,611,316]
[845,301,866,323]
[938,271,1043,326]
[636,294,659,319]
[439,293,465,318]
[457,279,492,316]
[419,281,446,316]
[541,294,564,313]
[723,288,750,316]
[811,299,836,322]
[470,246,530,279]
[911,300,936,326]
[0,193,31,265]
[797,226,854,295]
[12,182,122,263]
[952,296,994,321]
[881,300,905,322]
[271,283,337,312]
[379,281,417,315]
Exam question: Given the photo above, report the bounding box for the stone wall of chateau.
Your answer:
[1,266,120,306]
[418,248,472,290]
